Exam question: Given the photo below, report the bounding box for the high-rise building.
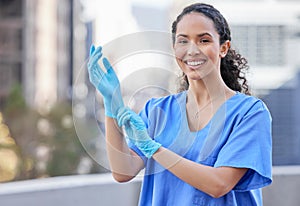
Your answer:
[0,0,23,107]
[0,0,87,109]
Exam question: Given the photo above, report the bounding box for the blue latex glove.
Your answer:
[87,45,124,118]
[117,107,161,158]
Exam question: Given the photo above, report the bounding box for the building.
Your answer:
[0,0,98,180]
[0,0,87,109]
[262,70,300,165]
[0,0,23,107]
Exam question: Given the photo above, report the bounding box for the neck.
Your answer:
[187,75,234,107]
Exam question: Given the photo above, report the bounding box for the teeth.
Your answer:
[186,60,205,66]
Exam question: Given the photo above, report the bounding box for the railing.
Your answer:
[1,166,300,206]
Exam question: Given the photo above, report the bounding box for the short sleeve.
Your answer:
[214,101,272,191]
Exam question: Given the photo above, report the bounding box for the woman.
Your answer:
[88,3,272,206]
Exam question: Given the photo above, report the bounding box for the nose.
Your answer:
[187,42,200,56]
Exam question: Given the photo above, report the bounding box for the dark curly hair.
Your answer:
[172,3,250,95]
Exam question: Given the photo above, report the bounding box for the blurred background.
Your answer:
[0,0,300,205]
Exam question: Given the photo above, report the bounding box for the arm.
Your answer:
[105,116,144,182]
[152,147,247,198]
[117,108,247,198]
[87,45,144,182]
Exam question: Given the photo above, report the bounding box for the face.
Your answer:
[174,12,229,81]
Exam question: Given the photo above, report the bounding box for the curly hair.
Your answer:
[172,3,250,95]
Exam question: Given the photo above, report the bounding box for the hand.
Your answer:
[87,45,124,118]
[117,107,161,158]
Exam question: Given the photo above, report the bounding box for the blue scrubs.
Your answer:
[129,91,272,206]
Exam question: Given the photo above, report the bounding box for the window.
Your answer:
[231,25,285,66]
[0,0,23,106]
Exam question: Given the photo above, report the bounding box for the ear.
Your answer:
[219,40,231,58]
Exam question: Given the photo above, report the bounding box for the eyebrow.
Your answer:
[176,32,213,38]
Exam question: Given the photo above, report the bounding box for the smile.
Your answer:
[186,60,206,66]
[183,59,207,69]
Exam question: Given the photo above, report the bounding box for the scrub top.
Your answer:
[128,91,272,206]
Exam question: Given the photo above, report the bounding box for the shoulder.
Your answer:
[233,92,269,112]
[229,92,272,121]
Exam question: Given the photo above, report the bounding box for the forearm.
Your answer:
[105,117,144,182]
[152,146,247,198]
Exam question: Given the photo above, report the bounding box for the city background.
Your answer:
[0,0,300,205]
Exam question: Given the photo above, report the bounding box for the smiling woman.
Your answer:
[173,13,229,84]
[87,2,273,206]
[172,5,250,95]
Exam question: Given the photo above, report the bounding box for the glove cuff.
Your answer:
[103,98,125,118]
[103,99,116,118]
[139,140,162,158]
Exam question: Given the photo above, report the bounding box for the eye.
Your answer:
[176,38,188,45]
[200,39,210,43]
[178,40,187,44]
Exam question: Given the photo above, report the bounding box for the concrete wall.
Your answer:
[1,166,299,206]
[262,166,300,206]
[0,173,142,206]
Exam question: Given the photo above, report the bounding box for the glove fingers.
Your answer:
[119,114,131,128]
[89,46,103,67]
[89,45,95,56]
[91,46,102,56]
[103,57,115,73]
[118,108,145,130]
[89,54,104,76]
[129,112,145,130]
[87,47,105,88]
[117,108,132,127]
[91,67,103,81]
[90,50,103,65]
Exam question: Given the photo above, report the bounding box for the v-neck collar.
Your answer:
[180,90,240,134]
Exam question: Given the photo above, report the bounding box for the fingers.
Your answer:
[90,51,103,68]
[118,113,131,128]
[89,45,114,76]
[117,107,132,127]
[89,45,95,56]
[89,45,102,67]
[90,46,102,63]
[88,46,104,78]
[89,45,101,57]
[116,107,144,130]
[128,112,146,130]
[117,108,145,131]
[103,57,113,73]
